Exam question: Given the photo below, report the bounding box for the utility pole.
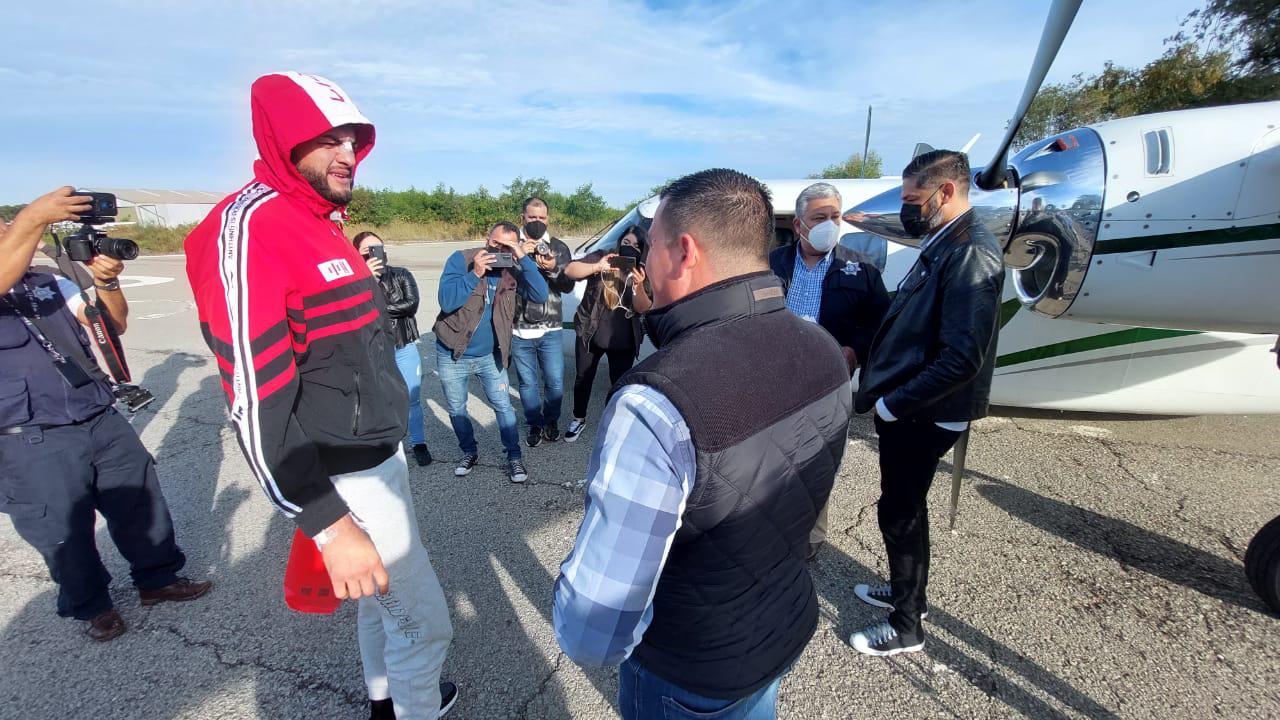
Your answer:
[860,106,870,178]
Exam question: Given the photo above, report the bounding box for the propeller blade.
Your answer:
[960,133,982,155]
[975,0,1083,191]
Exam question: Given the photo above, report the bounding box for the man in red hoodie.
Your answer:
[185,72,456,719]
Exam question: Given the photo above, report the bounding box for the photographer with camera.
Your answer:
[510,197,574,447]
[0,186,210,643]
[560,224,652,442]
[433,220,548,483]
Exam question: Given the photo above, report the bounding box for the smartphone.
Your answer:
[608,256,637,271]
[489,252,516,269]
[364,245,387,264]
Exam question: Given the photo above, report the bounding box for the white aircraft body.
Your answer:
[563,176,1280,416]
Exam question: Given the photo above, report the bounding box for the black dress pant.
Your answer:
[572,340,636,419]
[874,415,962,636]
[0,409,185,620]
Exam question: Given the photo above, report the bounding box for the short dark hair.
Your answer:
[351,230,380,248]
[657,168,773,266]
[523,196,548,214]
[489,220,520,239]
[903,150,971,196]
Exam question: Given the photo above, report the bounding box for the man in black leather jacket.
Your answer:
[354,232,433,467]
[510,197,575,447]
[846,150,1004,658]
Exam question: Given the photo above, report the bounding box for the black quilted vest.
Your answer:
[616,271,852,699]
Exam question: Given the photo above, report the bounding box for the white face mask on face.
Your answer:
[803,218,842,253]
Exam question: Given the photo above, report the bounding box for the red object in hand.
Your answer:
[283,527,340,614]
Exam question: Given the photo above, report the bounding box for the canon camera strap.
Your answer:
[41,240,133,383]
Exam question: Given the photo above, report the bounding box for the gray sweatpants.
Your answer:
[332,448,454,720]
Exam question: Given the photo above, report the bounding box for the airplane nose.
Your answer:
[843,185,921,247]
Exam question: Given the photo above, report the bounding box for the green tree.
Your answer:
[1015,1,1280,148]
[809,150,883,179]
[0,204,25,222]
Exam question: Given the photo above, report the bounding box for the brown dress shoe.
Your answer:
[86,609,127,642]
[139,577,213,607]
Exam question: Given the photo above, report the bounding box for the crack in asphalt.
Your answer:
[515,650,564,719]
[151,624,367,708]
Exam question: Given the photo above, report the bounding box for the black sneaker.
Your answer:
[508,458,528,484]
[455,454,479,477]
[849,620,924,657]
[542,424,560,443]
[439,681,459,716]
[527,426,544,448]
[854,581,928,619]
[564,418,587,443]
[412,443,433,467]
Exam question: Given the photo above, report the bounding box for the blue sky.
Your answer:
[4,0,1203,207]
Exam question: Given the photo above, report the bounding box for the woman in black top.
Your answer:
[353,231,433,466]
[560,225,652,441]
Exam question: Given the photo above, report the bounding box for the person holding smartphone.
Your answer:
[561,224,652,442]
[353,231,434,467]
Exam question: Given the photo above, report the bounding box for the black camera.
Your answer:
[63,192,139,262]
[535,240,553,258]
[113,383,155,413]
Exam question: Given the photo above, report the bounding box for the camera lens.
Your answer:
[95,237,140,261]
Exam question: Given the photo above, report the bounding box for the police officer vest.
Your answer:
[0,271,115,427]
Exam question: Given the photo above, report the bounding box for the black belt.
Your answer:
[0,407,112,435]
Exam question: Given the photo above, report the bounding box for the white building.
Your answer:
[95,189,225,228]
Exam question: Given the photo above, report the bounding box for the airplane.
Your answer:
[837,0,1280,614]
[561,0,1280,615]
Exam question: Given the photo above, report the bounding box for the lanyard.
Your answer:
[4,292,69,364]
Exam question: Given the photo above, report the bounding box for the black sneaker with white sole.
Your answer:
[542,424,560,443]
[854,581,928,619]
[455,454,479,477]
[507,458,528,484]
[849,620,924,657]
[439,681,459,716]
[564,418,587,442]
[527,427,544,448]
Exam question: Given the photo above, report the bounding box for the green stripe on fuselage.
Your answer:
[995,327,1200,368]
[1095,222,1280,255]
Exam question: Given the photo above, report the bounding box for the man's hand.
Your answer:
[535,251,557,272]
[841,346,858,375]
[87,256,124,283]
[15,186,93,228]
[492,232,525,259]
[473,250,496,278]
[364,255,385,277]
[317,515,389,600]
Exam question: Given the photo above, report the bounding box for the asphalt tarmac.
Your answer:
[1,241,1277,719]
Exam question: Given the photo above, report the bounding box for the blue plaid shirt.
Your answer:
[784,246,832,324]
[553,384,696,666]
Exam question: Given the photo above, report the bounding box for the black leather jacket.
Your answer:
[854,210,1005,422]
[378,265,420,348]
[515,236,575,330]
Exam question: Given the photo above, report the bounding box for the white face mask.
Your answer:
[803,218,842,253]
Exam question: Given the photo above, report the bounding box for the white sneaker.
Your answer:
[854,581,928,619]
[850,620,924,657]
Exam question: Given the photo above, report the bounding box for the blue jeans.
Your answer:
[394,342,425,445]
[510,330,565,430]
[435,346,522,460]
[618,658,782,720]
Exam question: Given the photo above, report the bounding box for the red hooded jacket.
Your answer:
[185,72,407,536]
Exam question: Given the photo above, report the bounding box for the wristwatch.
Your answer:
[95,279,121,291]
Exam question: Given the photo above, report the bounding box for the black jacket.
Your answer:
[515,236,575,330]
[617,272,851,700]
[378,265,420,348]
[769,244,890,366]
[855,209,1005,422]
